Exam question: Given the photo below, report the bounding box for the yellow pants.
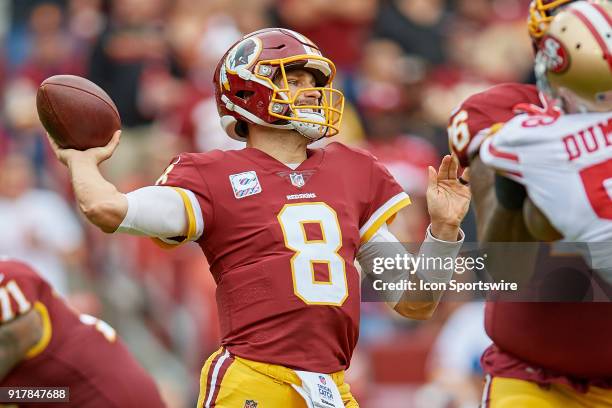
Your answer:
[197,348,359,408]
[483,376,612,408]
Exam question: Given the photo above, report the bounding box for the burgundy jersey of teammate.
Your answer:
[483,302,612,390]
[159,142,410,373]
[483,253,612,386]
[448,83,541,166]
[0,260,165,407]
[450,83,612,385]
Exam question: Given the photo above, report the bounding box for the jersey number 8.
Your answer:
[278,203,348,306]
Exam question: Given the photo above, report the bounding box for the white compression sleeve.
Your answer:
[416,224,465,284]
[116,186,203,240]
[357,223,464,304]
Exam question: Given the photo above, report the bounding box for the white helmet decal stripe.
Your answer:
[570,2,612,71]
[283,28,321,56]
[591,2,612,51]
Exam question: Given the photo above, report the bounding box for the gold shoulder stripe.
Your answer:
[488,122,505,137]
[150,187,198,249]
[25,302,52,359]
[361,197,412,244]
[172,187,197,240]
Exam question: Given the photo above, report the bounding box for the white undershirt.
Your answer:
[116,186,196,239]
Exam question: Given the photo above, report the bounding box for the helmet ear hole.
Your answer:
[235,90,254,102]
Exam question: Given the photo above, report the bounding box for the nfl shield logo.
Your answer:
[243,400,258,408]
[289,172,305,188]
[319,375,326,385]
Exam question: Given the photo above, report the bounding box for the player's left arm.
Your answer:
[358,155,471,320]
[396,158,469,318]
[0,309,43,381]
[477,158,536,243]
[357,222,465,320]
[472,121,536,240]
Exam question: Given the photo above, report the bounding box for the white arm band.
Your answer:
[357,223,464,304]
[116,186,203,241]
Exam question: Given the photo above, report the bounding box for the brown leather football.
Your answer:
[37,75,121,150]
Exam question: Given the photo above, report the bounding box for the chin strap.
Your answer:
[220,95,331,142]
[290,111,329,141]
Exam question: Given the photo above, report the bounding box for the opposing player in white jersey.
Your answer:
[480,1,612,279]
[456,3,612,407]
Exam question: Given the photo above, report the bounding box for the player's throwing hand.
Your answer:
[46,130,121,167]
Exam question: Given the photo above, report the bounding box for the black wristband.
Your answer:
[494,173,527,210]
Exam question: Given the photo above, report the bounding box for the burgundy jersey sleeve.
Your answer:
[359,152,411,243]
[154,152,217,245]
[0,260,43,323]
[0,260,51,360]
[448,83,541,166]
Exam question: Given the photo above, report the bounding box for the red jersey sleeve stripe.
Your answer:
[503,170,524,179]
[480,139,523,179]
[488,141,519,163]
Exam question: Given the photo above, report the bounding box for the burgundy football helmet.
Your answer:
[213,28,345,142]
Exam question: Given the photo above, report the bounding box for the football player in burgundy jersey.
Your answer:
[448,1,612,407]
[47,28,471,407]
[0,259,166,407]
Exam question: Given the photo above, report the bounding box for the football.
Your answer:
[36,75,121,150]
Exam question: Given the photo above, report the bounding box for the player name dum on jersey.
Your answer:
[563,117,612,161]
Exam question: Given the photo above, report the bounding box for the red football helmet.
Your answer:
[213,28,345,142]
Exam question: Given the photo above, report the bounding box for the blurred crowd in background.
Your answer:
[0,0,536,406]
